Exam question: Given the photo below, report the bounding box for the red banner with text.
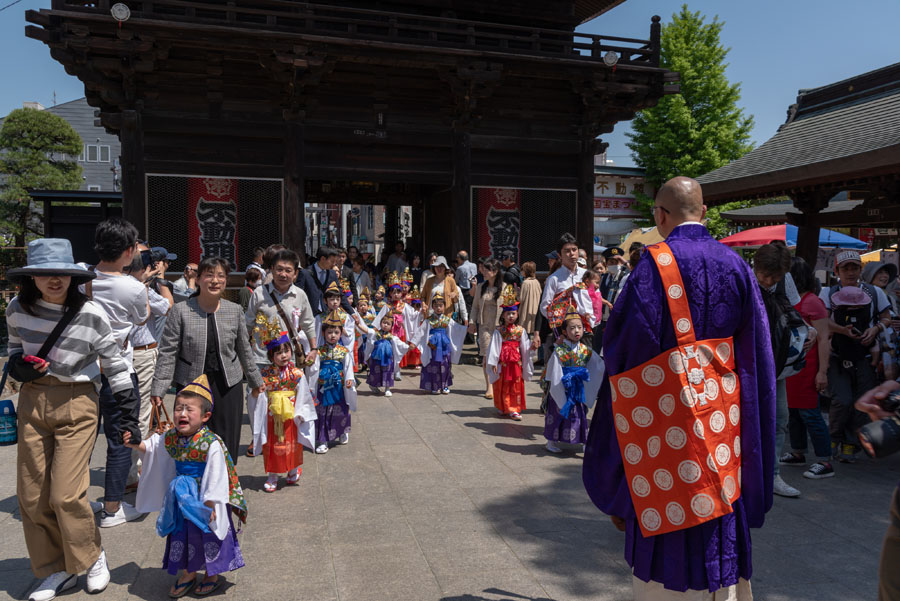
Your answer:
[187,177,239,268]
[475,187,521,262]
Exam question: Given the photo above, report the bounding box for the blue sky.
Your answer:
[2,1,898,167]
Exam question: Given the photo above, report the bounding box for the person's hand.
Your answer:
[251,385,265,396]
[855,379,900,421]
[491,365,498,375]
[815,371,828,393]
[835,324,860,339]
[602,299,614,309]
[861,325,880,346]
[532,333,541,349]
[122,431,144,451]
[802,327,817,354]
[306,349,319,365]
[345,380,353,389]
[352,313,361,324]
[891,318,900,333]
[151,395,163,407]
[610,516,626,532]
[467,324,476,334]
[34,360,50,374]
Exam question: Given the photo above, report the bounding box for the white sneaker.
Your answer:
[28,571,76,601]
[546,441,562,454]
[384,390,393,397]
[315,444,329,454]
[369,384,381,394]
[432,389,441,395]
[86,549,110,593]
[773,475,801,498]
[89,501,103,514]
[99,501,144,528]
[394,373,402,381]
[442,387,450,394]
[338,433,350,445]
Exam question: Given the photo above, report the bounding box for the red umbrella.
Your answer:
[719,225,787,248]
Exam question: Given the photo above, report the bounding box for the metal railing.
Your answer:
[51,1,660,66]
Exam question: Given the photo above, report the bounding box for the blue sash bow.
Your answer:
[156,461,213,537]
[560,366,590,419]
[319,359,344,407]
[428,327,451,363]
[371,338,394,368]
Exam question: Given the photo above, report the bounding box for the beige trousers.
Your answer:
[633,577,752,601]
[17,376,102,577]
[128,346,158,482]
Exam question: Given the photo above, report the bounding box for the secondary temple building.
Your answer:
[27,0,676,268]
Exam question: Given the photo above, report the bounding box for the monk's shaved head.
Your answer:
[653,177,706,238]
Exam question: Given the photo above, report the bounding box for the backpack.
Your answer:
[761,279,809,380]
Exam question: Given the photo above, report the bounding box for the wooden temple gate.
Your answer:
[26,0,676,267]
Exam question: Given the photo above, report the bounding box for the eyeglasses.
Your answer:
[653,205,671,214]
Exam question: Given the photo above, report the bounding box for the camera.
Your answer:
[858,391,900,458]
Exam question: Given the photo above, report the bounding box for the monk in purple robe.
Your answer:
[583,177,776,599]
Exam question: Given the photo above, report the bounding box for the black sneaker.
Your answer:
[779,452,806,466]
[803,462,835,479]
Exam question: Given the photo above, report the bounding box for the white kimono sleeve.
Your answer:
[306,354,320,394]
[519,328,535,383]
[418,322,433,367]
[447,320,467,364]
[250,389,268,456]
[372,305,390,330]
[392,337,410,373]
[486,330,504,385]
[402,304,422,342]
[546,351,566,412]
[343,350,358,412]
[583,350,605,409]
[200,442,232,540]
[294,379,318,451]
[342,314,355,348]
[134,433,176,514]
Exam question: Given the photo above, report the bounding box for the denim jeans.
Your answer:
[827,355,876,448]
[774,379,788,477]
[788,408,831,460]
[97,373,139,503]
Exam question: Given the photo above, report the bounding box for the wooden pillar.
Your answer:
[576,136,596,254]
[411,200,425,258]
[385,205,400,247]
[120,110,146,238]
[451,129,472,255]
[792,192,827,267]
[283,122,307,266]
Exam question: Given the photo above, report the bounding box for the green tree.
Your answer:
[627,5,754,192]
[0,108,83,246]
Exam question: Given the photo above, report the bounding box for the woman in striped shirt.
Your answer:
[6,238,139,601]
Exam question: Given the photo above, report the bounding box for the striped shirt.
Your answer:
[6,297,133,393]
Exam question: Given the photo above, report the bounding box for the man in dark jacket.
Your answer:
[296,246,355,316]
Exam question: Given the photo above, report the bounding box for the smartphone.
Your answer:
[850,327,863,337]
[23,355,45,365]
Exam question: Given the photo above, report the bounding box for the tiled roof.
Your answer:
[575,0,628,23]
[720,198,863,223]
[698,62,900,203]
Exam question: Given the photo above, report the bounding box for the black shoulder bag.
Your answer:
[265,285,309,364]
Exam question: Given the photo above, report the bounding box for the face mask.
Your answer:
[607,265,621,277]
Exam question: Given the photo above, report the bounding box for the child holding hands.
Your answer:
[487,285,534,419]
[310,311,358,454]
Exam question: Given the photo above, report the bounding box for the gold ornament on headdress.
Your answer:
[325,280,342,296]
[401,267,413,284]
[322,309,345,329]
[376,285,386,296]
[253,312,286,350]
[499,284,519,309]
[340,277,352,295]
[385,271,401,288]
[409,285,421,302]
[359,287,371,303]
[431,291,445,305]
[563,303,582,324]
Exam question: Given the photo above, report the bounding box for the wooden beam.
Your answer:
[576,135,595,253]
[452,129,472,254]
[120,110,147,237]
[283,122,306,264]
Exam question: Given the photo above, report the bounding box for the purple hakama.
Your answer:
[315,401,351,444]
[366,359,395,389]
[420,356,453,392]
[544,394,588,443]
[163,514,244,577]
[582,224,776,594]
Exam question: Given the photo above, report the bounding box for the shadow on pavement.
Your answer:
[441,590,553,601]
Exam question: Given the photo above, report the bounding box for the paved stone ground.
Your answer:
[1,362,898,601]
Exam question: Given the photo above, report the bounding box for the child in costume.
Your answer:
[543,305,604,453]
[250,314,317,493]
[487,285,534,420]
[315,280,358,347]
[125,376,246,597]
[310,310,358,454]
[365,312,409,397]
[355,288,376,372]
[374,272,421,380]
[373,285,386,313]
[415,292,466,394]
[401,272,423,369]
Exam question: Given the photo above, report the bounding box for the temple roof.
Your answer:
[697,62,900,204]
[576,0,628,23]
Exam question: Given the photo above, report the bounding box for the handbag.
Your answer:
[150,401,174,436]
[0,362,16,446]
[10,306,81,383]
[610,243,741,538]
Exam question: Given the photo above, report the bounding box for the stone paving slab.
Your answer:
[1,362,898,600]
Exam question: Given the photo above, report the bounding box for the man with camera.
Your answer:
[856,380,900,601]
[125,243,174,487]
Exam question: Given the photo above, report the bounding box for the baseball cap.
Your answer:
[835,250,861,267]
[545,250,560,260]
[576,257,587,268]
[151,246,177,262]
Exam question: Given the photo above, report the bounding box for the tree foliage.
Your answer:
[0,108,83,246]
[627,5,754,192]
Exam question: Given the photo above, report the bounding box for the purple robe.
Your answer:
[583,223,776,593]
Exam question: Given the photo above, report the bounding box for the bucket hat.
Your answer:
[431,255,450,269]
[831,286,872,307]
[7,239,95,285]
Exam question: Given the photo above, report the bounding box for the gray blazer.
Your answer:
[152,297,263,397]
